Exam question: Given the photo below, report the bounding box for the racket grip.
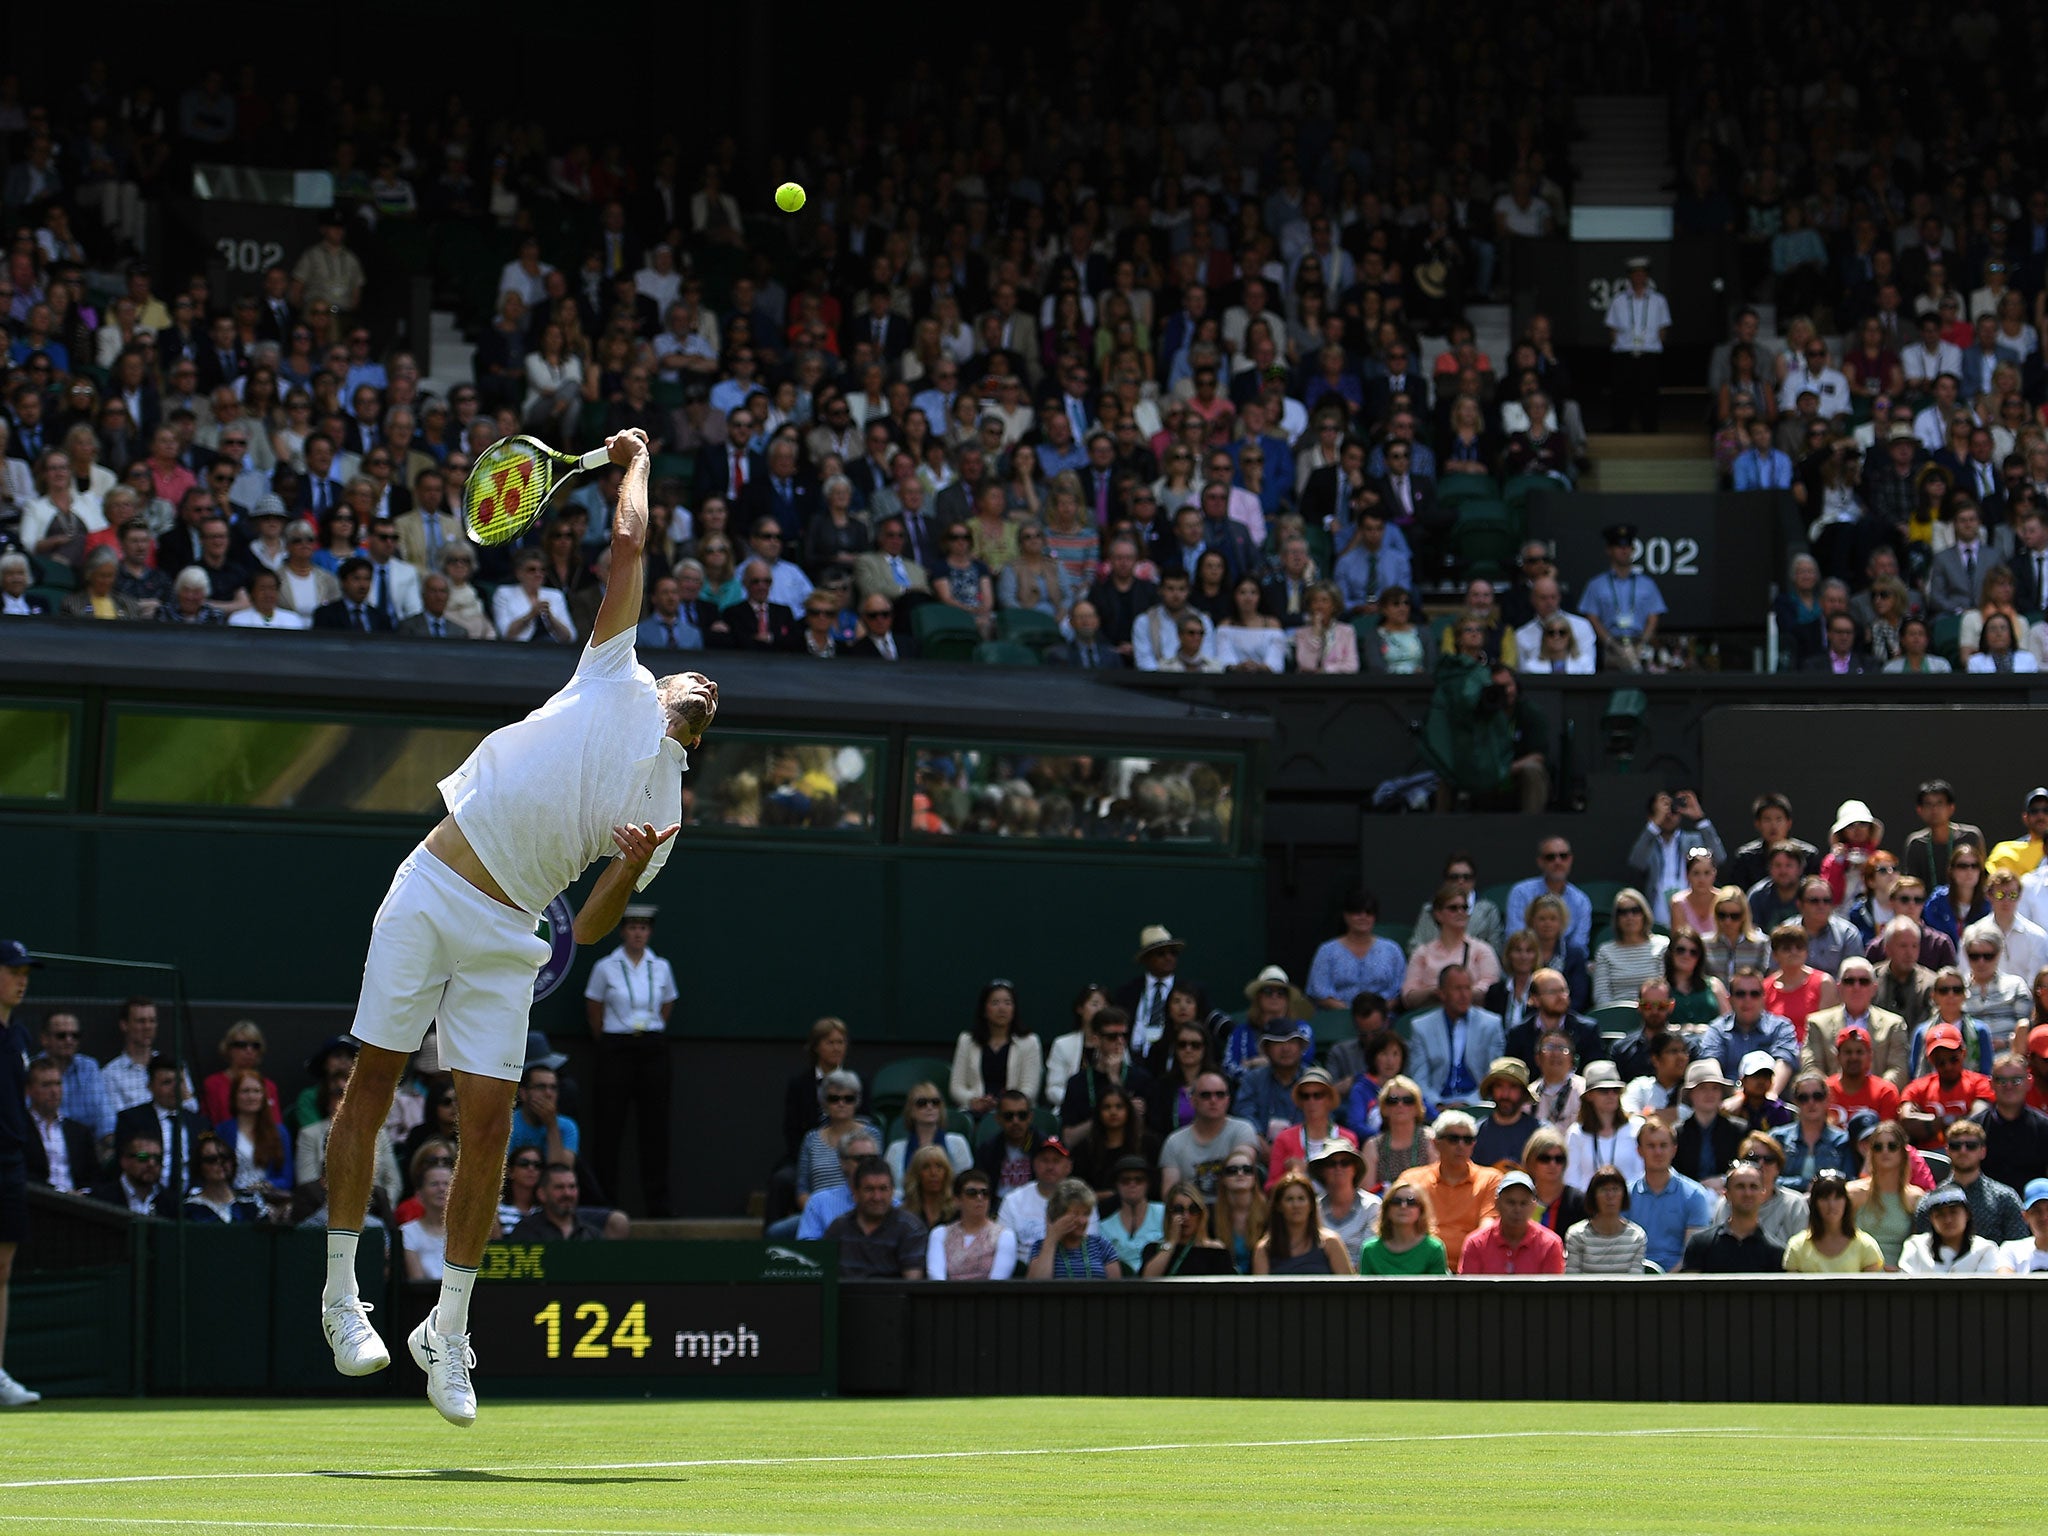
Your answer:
[577,446,613,471]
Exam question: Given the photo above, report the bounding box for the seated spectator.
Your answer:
[1897,1184,2002,1273]
[926,1169,1017,1280]
[900,1145,958,1233]
[1459,1170,1565,1275]
[1727,1051,1795,1136]
[1710,1131,1809,1247]
[997,1137,1099,1256]
[1901,1022,1994,1146]
[491,549,576,644]
[1329,1006,1402,1128]
[1292,581,1359,674]
[1521,899,1591,1014]
[294,1053,400,1224]
[1566,1061,1643,1186]
[181,1134,263,1225]
[1357,1181,1449,1275]
[1264,1067,1359,1189]
[1997,1179,2048,1275]
[497,1147,544,1236]
[1392,1110,1500,1267]
[217,1066,292,1207]
[1067,1085,1158,1200]
[793,1130,884,1242]
[1139,1185,1236,1276]
[1973,1055,2048,1193]
[1403,888,1505,1011]
[795,1070,880,1217]
[1025,1178,1122,1279]
[1762,926,1837,1045]
[1222,967,1314,1084]
[401,1162,453,1279]
[1253,1170,1354,1275]
[1307,890,1406,1013]
[1360,587,1430,673]
[1781,1172,1886,1273]
[508,1062,578,1164]
[1099,1156,1164,1269]
[510,1163,607,1242]
[884,1082,971,1191]
[1471,1059,1536,1167]
[1774,1071,1855,1189]
[200,1021,282,1124]
[1627,1117,1710,1271]
[1680,1161,1785,1273]
[948,980,1043,1116]
[436,542,494,638]
[1884,614,1952,674]
[22,1059,93,1192]
[1206,1151,1268,1273]
[1592,888,1669,1008]
[1564,1165,1648,1274]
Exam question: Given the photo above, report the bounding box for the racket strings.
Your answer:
[468,444,548,543]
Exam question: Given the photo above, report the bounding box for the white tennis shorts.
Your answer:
[350,843,550,1081]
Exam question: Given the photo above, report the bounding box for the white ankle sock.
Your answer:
[324,1229,360,1306]
[436,1263,478,1336]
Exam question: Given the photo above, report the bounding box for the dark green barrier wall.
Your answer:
[9,1269,134,1396]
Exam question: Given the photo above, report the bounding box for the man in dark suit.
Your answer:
[2010,510,2048,614]
[111,1056,208,1198]
[742,439,817,539]
[294,434,346,518]
[1362,342,1430,426]
[1083,536,1156,661]
[253,267,296,343]
[1299,440,1370,538]
[1111,925,1210,1072]
[842,290,908,363]
[846,421,899,511]
[394,574,468,639]
[89,1130,176,1217]
[715,561,796,650]
[1799,612,1875,674]
[1044,601,1126,669]
[194,315,247,393]
[1076,435,1125,530]
[1926,501,1992,613]
[692,406,764,508]
[603,274,660,340]
[845,594,917,660]
[22,1059,97,1192]
[312,559,396,633]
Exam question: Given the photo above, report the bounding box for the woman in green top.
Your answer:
[1357,1183,1449,1275]
[1782,1172,1886,1273]
[1848,1121,1922,1269]
[1663,926,1728,1027]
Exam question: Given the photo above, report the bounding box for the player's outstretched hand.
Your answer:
[612,821,681,871]
[605,428,650,467]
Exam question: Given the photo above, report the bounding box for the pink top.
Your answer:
[1457,1218,1566,1275]
[1765,969,1829,1043]
[1294,622,1359,674]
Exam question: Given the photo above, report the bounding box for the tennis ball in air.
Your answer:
[775,182,806,213]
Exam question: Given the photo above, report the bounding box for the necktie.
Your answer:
[1965,547,1976,581]
[890,555,909,586]
[314,480,327,512]
[777,477,790,500]
[731,452,745,498]
[2035,555,2043,599]
[1094,472,1108,522]
[1397,476,1411,514]
[430,617,444,637]
[352,603,368,632]
[1144,979,1165,1037]
[873,317,887,349]
[880,634,895,659]
[220,349,234,377]
[1082,643,1096,666]
[374,564,390,618]
[756,603,769,639]
[662,621,676,647]
[1366,550,1380,599]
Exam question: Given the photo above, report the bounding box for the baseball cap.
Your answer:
[1497,1170,1536,1196]
[1836,1023,1872,1047]
[1921,1184,1968,1212]
[2023,1178,2048,1210]
[1033,1137,1071,1160]
[0,939,42,968]
[1924,1022,1965,1053]
[2028,787,2048,810]
[2030,1024,2048,1056]
[1739,1050,1777,1079]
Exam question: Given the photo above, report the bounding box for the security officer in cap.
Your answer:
[1604,257,1671,433]
[0,939,45,1405]
[583,905,678,1216]
[1579,523,1667,671]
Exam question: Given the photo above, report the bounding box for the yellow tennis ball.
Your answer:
[775,181,806,214]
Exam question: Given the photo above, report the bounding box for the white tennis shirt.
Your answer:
[438,629,686,916]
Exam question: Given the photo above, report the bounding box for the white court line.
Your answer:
[0,1426,1756,1492]
[0,1521,782,1536]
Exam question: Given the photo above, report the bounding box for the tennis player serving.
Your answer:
[318,427,714,1426]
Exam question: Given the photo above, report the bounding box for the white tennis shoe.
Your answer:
[408,1307,478,1427]
[0,1370,41,1407]
[322,1296,391,1376]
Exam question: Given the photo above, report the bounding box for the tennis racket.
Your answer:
[463,435,613,546]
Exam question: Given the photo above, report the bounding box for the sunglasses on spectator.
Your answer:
[960,1186,991,1199]
[1383,1094,1417,1107]
[1933,983,1966,994]
[999,1109,1032,1122]
[910,1097,941,1108]
[824,1092,858,1104]
[1540,851,1570,862]
[1869,864,1898,876]
[1436,1132,1476,1144]
[1168,1202,1201,1216]
[1530,1152,1566,1165]
[1946,1138,1984,1151]
[1222,1165,1257,1177]
[1967,950,1997,962]
[511,1156,543,1169]
[1893,893,1925,905]
[1731,988,1764,999]
[1794,1090,1828,1103]
[1995,1073,2029,1085]
[1194,1089,1230,1100]
[127,1151,164,1163]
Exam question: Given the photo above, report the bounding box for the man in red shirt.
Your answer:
[1827,1025,1902,1130]
[1901,1022,1993,1146]
[1457,1170,1565,1275]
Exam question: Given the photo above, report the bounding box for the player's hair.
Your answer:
[657,672,718,740]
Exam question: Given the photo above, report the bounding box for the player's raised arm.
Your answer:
[591,428,651,646]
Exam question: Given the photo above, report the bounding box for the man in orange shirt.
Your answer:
[1900,1022,1993,1146]
[1394,1109,1500,1266]
[1826,1025,1902,1131]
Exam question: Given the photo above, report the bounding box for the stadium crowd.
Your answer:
[0,12,1695,674]
[760,780,2048,1279]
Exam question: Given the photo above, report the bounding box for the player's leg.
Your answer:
[0,1237,34,1406]
[324,1044,409,1236]
[407,916,549,1426]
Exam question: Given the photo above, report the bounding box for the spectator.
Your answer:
[1159,1073,1258,1201]
[401,1163,454,1279]
[1564,1165,1648,1274]
[1673,1061,1747,1192]
[1925,845,1992,945]
[217,1067,291,1206]
[1727,1051,1795,1137]
[1909,1117,2026,1244]
[1263,1067,1358,1189]
[1503,967,1603,1071]
[508,1060,578,1167]
[1679,1161,1783,1273]
[180,1133,262,1225]
[1392,1109,1500,1268]
[1505,838,1592,949]
[510,1164,606,1243]
[1901,1022,1995,1148]
[1409,855,1507,955]
[1306,889,1405,1011]
[1139,1185,1236,1277]
[1253,1170,1353,1275]
[1565,1061,1643,1186]
[21,1059,92,1192]
[1471,1059,1537,1168]
[1592,888,1670,1008]
[899,1145,958,1233]
[38,1011,113,1144]
[792,1130,884,1243]
[1458,1170,1565,1275]
[1762,926,1837,1045]
[1404,964,1502,1109]
[1898,1184,2003,1274]
[1961,937,2030,1053]
[1973,1056,2048,1194]
[1628,1117,1711,1272]
[997,1138,1098,1257]
[947,979,1043,1116]
[794,1070,880,1218]
[926,1169,1017,1281]
[90,1131,172,1217]
[1357,1181,1449,1276]
[1781,1171,1886,1273]
[1775,1071,1856,1190]
[1578,523,1666,670]
[884,1083,972,1191]
[1967,872,2048,987]
[1848,1118,1924,1269]
[1996,1179,2048,1275]
[1869,917,1941,1031]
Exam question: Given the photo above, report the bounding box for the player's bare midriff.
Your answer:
[422,815,523,911]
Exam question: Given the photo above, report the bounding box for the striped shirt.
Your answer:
[1591,936,1671,1008]
[1564,1219,1649,1274]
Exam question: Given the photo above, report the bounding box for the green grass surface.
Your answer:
[6,1396,2047,1533]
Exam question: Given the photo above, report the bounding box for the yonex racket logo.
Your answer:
[474,455,536,528]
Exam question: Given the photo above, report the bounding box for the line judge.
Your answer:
[584,902,678,1217]
[1605,256,1671,434]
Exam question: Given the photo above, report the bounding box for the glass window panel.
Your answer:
[0,706,72,803]
[908,747,1236,847]
[683,737,878,835]
[109,711,487,815]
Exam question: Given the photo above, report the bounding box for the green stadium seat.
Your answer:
[913,604,981,662]
[1931,613,1963,666]
[1311,1009,1356,1047]
[1300,525,1334,574]
[1348,613,1379,651]
[34,560,75,592]
[25,586,68,613]
[1452,502,1517,577]
[1602,688,1650,767]
[650,452,694,487]
[869,1056,954,1121]
[1592,1002,1642,1035]
[1375,922,1411,953]
[1501,474,1562,512]
[996,608,1060,648]
[1438,473,1501,505]
[973,641,1040,666]
[945,1110,977,1141]
[1478,883,1517,929]
[651,378,686,411]
[1032,1107,1062,1139]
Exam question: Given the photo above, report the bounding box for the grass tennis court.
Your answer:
[6,1396,2046,1533]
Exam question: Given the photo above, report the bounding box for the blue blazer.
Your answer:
[1405,1006,1505,1105]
